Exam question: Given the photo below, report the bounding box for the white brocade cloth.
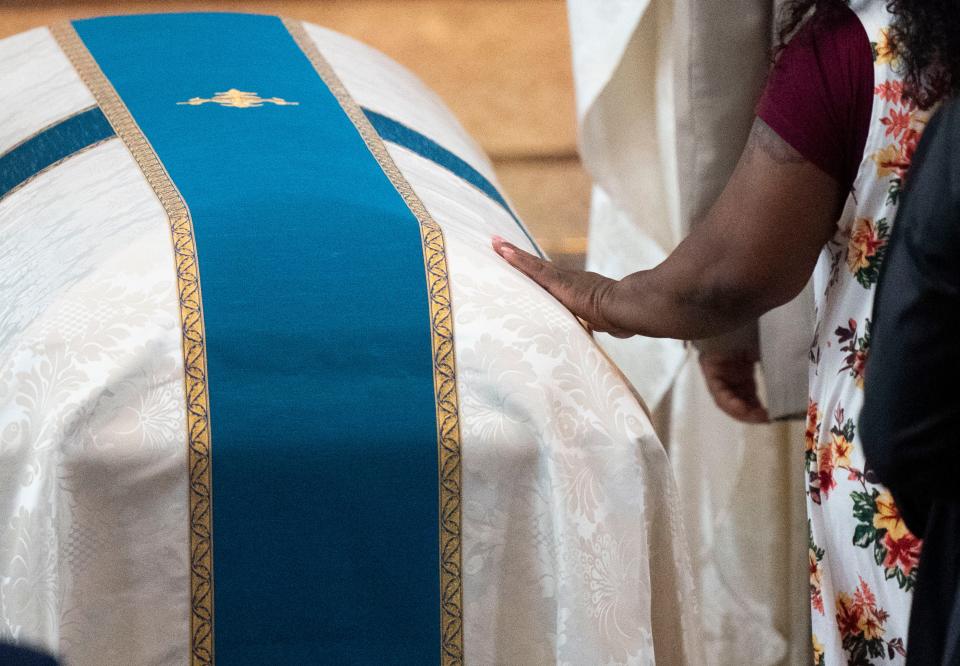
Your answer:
[0,20,701,664]
[567,1,811,663]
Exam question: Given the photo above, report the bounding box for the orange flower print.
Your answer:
[847,218,890,288]
[813,633,826,666]
[805,400,821,454]
[881,108,913,140]
[872,144,903,178]
[818,404,921,591]
[882,532,921,577]
[832,432,854,469]
[836,577,905,662]
[880,106,926,147]
[809,551,823,610]
[810,522,826,615]
[817,443,838,500]
[858,605,886,642]
[810,406,857,504]
[853,352,868,387]
[848,241,871,274]
[853,582,886,635]
[871,65,932,204]
[836,591,861,639]
[873,491,908,541]
[848,219,882,271]
[873,28,897,66]
[874,80,905,104]
[901,130,922,170]
[852,486,921,589]
[805,400,825,502]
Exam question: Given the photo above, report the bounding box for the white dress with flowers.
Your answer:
[804,2,936,664]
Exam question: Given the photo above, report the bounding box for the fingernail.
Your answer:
[492,236,515,258]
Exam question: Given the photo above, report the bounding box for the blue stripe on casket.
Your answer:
[0,107,114,200]
[363,108,542,256]
[0,103,541,262]
[73,13,443,663]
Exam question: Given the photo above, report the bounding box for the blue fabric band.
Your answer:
[1,103,541,263]
[73,13,443,663]
[0,107,113,199]
[364,108,542,255]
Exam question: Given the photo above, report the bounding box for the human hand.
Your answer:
[492,236,634,337]
[698,351,770,424]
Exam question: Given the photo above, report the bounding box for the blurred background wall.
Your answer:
[0,0,590,269]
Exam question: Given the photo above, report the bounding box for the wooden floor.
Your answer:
[1,0,590,266]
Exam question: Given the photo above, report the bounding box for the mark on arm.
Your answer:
[744,117,806,165]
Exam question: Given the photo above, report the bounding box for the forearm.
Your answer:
[601,231,793,339]
[492,120,839,342]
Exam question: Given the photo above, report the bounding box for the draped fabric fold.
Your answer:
[566,1,811,662]
[568,0,685,411]
[0,14,701,664]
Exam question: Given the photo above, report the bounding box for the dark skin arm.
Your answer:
[493,118,845,422]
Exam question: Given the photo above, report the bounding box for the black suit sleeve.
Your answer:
[861,98,960,536]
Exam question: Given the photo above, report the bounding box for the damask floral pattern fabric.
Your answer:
[386,142,703,664]
[0,18,701,665]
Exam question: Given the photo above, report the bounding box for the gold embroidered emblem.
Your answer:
[177,88,299,108]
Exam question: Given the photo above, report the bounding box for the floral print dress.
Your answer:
[805,2,935,664]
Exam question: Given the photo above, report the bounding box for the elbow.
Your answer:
[694,267,808,325]
[695,237,818,321]
[751,266,812,313]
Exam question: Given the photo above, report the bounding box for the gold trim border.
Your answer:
[282,17,464,665]
[50,23,215,666]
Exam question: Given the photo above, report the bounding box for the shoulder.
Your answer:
[779,3,869,67]
[759,4,873,187]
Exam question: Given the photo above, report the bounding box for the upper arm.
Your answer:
[688,117,845,313]
[676,7,871,317]
[611,9,871,338]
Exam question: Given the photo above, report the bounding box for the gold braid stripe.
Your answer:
[282,17,464,665]
[50,23,215,666]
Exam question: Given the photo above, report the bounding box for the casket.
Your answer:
[0,13,700,665]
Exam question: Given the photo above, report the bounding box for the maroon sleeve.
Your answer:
[757,6,873,190]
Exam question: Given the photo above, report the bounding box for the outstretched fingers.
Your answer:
[492,236,561,289]
[491,236,632,337]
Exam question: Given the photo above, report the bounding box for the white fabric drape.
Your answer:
[566,1,811,663]
[567,0,685,411]
[0,21,703,664]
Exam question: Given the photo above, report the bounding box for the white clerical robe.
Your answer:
[566,1,812,663]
